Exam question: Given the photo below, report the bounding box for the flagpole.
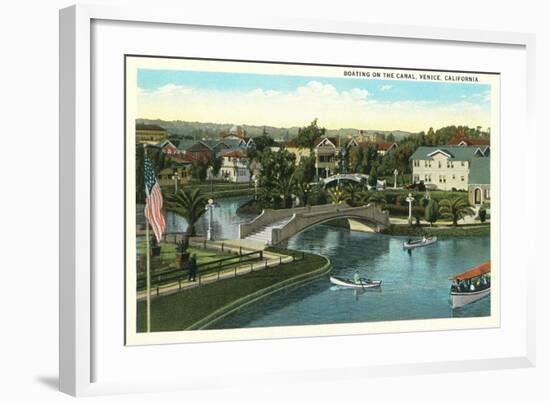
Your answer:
[144,144,151,333]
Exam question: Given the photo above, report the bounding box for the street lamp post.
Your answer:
[205,198,214,241]
[325,167,330,178]
[171,171,180,194]
[406,192,415,225]
[393,169,398,189]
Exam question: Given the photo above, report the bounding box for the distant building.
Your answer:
[280,140,312,165]
[216,150,251,183]
[136,123,168,145]
[222,125,247,140]
[158,139,178,156]
[157,166,191,188]
[351,130,385,143]
[314,137,341,178]
[409,146,490,206]
[448,136,490,147]
[347,138,397,155]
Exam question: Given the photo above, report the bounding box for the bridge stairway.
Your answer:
[244,217,293,245]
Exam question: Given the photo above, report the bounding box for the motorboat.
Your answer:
[449,261,491,309]
[330,276,382,289]
[403,236,437,249]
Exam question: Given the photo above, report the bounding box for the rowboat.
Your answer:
[403,236,437,249]
[449,261,491,309]
[330,276,382,289]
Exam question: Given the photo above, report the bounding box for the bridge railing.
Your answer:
[239,204,337,238]
[271,204,390,244]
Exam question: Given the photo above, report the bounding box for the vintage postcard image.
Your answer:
[125,56,499,345]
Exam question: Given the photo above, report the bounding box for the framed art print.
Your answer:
[124,56,500,345]
[59,4,536,396]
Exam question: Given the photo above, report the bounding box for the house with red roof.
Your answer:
[217,149,251,183]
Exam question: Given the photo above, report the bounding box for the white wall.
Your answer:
[1,1,548,400]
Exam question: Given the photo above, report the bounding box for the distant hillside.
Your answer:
[136,119,416,141]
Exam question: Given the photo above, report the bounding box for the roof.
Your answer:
[469,157,491,184]
[176,139,197,151]
[449,137,490,146]
[315,137,339,147]
[409,146,487,161]
[136,123,166,132]
[222,150,247,158]
[186,141,213,152]
[377,142,397,151]
[450,261,491,280]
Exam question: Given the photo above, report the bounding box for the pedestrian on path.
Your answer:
[188,254,198,282]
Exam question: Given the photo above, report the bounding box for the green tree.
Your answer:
[424,199,439,227]
[327,185,346,205]
[386,133,396,143]
[342,182,360,205]
[209,155,223,178]
[366,192,387,207]
[273,173,296,208]
[368,163,378,187]
[190,160,209,181]
[256,148,296,208]
[166,188,208,237]
[439,197,475,226]
[296,119,325,150]
[348,146,363,174]
[295,155,316,184]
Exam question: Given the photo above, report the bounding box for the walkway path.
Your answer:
[137,239,294,301]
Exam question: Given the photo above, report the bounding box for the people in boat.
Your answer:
[354,271,361,285]
[422,236,427,242]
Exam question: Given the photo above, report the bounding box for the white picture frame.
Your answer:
[59,4,536,397]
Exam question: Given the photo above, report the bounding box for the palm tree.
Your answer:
[341,182,360,205]
[327,185,346,205]
[166,188,208,238]
[274,173,296,208]
[439,197,475,226]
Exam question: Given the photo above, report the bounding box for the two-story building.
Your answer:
[216,150,251,183]
[314,137,340,178]
[409,146,490,206]
[136,123,169,145]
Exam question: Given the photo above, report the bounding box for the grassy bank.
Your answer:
[137,249,329,332]
[383,223,490,237]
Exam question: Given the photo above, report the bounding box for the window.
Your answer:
[439,175,446,183]
[461,176,465,182]
[413,175,420,182]
[485,188,490,199]
[438,161,442,168]
[414,160,420,167]
[452,174,456,180]
[461,161,465,167]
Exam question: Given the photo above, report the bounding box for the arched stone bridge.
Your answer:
[321,173,369,186]
[239,203,389,245]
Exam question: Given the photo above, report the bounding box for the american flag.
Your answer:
[144,156,166,244]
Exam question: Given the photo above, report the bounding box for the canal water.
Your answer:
[166,196,491,328]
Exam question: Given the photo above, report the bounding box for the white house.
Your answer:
[409,146,490,203]
[217,150,251,183]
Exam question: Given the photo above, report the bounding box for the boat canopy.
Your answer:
[449,261,491,281]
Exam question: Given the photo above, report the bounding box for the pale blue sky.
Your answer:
[138,69,490,104]
[136,68,492,131]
